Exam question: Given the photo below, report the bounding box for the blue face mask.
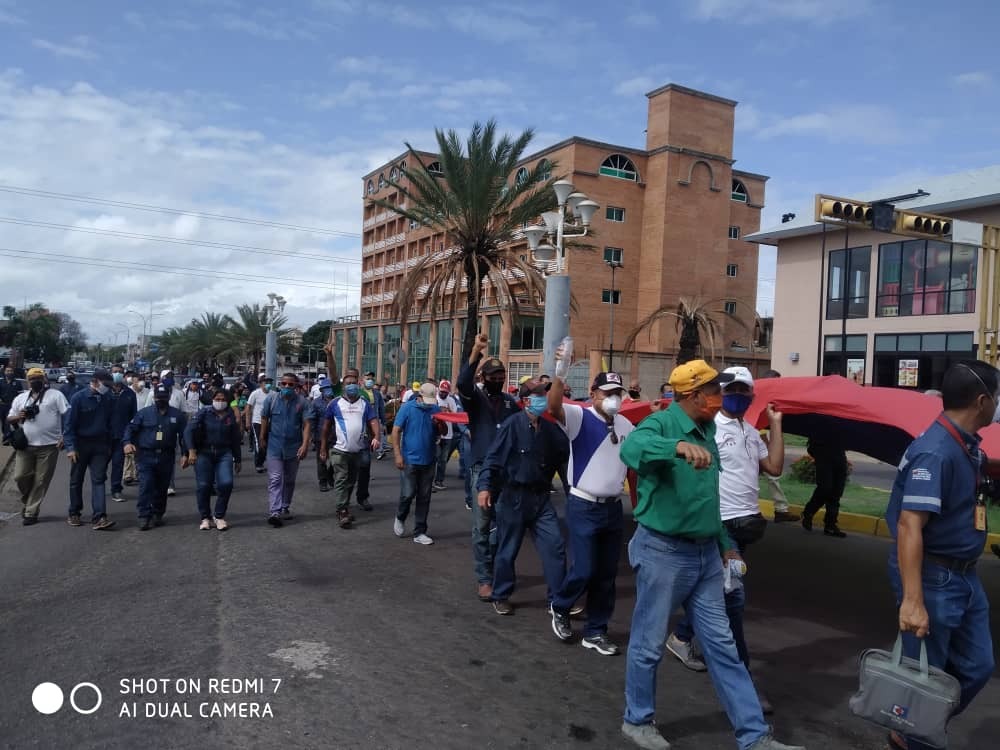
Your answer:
[527,395,547,416]
[281,386,295,398]
[321,388,334,399]
[722,393,753,416]
[364,379,374,388]
[162,377,174,388]
[344,384,361,399]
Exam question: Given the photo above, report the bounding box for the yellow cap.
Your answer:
[667,359,733,395]
[26,367,45,379]
[411,381,421,390]
[518,375,532,385]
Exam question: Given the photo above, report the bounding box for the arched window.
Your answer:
[390,167,399,181]
[514,166,529,186]
[538,159,552,181]
[366,179,374,195]
[378,173,387,190]
[398,160,406,173]
[427,161,443,176]
[731,179,748,203]
[599,154,638,182]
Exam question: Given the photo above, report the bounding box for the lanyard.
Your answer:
[935,414,986,499]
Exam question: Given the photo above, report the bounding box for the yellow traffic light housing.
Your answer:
[815,194,873,226]
[895,209,952,239]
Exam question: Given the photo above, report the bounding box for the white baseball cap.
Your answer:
[722,366,754,389]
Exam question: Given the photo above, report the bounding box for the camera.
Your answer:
[23,403,40,419]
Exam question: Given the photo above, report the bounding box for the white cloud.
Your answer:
[305,80,377,110]
[32,36,99,61]
[735,103,762,133]
[0,70,391,344]
[755,105,913,146]
[692,0,872,24]
[614,76,656,97]
[212,8,330,41]
[440,79,512,98]
[953,71,991,87]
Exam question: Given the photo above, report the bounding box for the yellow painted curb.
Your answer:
[758,498,1000,557]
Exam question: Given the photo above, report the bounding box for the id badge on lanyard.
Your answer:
[936,415,989,533]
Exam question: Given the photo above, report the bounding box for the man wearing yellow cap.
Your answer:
[619,360,804,750]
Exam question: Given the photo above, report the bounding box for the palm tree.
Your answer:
[368,120,559,361]
[227,303,292,373]
[623,296,744,366]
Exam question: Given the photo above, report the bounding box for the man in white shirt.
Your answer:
[8,367,70,525]
[548,371,635,655]
[665,366,784,712]
[433,379,459,491]
[245,374,273,473]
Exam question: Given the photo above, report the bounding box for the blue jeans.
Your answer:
[109,438,126,494]
[136,452,173,520]
[492,487,566,603]
[397,463,434,536]
[195,450,234,519]
[435,437,457,484]
[552,496,624,636]
[624,525,769,750]
[68,438,109,519]
[468,462,497,584]
[888,551,994,750]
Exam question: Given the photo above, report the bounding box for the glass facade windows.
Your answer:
[407,323,429,381]
[606,206,625,222]
[512,317,544,350]
[602,289,621,304]
[488,316,502,357]
[876,240,977,317]
[347,328,358,370]
[434,320,453,380]
[603,247,623,264]
[599,154,638,181]
[361,327,378,376]
[826,246,871,320]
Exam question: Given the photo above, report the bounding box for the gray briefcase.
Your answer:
[849,634,960,749]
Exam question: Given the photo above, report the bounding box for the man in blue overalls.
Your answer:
[123,384,189,531]
[886,360,997,750]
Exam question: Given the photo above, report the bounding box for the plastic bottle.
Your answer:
[554,336,574,378]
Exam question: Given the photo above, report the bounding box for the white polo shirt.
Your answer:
[247,387,270,425]
[437,394,458,440]
[715,412,768,521]
[563,404,634,499]
[10,387,70,446]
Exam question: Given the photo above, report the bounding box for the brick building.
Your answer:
[330,83,768,393]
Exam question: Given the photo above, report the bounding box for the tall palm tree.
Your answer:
[227,303,292,373]
[368,120,559,361]
[623,296,745,366]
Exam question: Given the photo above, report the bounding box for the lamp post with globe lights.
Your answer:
[258,293,286,381]
[520,179,599,376]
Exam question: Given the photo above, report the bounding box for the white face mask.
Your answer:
[602,394,622,416]
[96,383,109,395]
[213,401,228,412]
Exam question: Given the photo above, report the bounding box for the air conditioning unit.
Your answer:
[789,352,800,363]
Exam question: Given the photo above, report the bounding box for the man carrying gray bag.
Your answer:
[854,361,997,750]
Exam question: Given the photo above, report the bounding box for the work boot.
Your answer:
[621,721,671,750]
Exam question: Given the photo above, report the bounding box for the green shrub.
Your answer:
[789,454,853,484]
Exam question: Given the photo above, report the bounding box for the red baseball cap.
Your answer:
[438,380,452,393]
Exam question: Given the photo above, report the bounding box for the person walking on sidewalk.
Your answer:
[186,388,242,531]
[260,373,310,527]
[319,374,380,529]
[108,364,138,503]
[64,369,117,530]
[392,383,441,545]
[547,371,634,654]
[123,384,189,530]
[619,359,803,750]
[885,360,997,750]
[458,333,521,601]
[477,380,569,617]
[665,367,785,713]
[801,436,848,537]
[433,379,459,491]
[245,373,273,474]
[8,367,69,525]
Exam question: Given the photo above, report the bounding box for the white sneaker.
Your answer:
[413,533,434,545]
[215,518,229,531]
[199,519,211,530]
[393,518,404,537]
[166,487,176,496]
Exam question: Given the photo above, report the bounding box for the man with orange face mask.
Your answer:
[619,360,804,750]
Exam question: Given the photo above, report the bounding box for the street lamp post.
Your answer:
[521,180,599,376]
[605,258,623,370]
[259,293,286,381]
[127,308,149,358]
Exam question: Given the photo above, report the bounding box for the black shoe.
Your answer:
[255,466,266,474]
[582,634,620,655]
[992,543,1000,559]
[550,606,572,641]
[139,517,152,531]
[153,515,165,527]
[824,525,847,538]
[801,516,813,532]
[280,509,294,521]
[267,515,283,527]
[319,481,330,492]
[492,600,513,616]
[22,516,38,526]
[357,498,373,512]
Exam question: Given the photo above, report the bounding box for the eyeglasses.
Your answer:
[959,364,999,405]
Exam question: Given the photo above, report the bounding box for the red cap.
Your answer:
[507,385,518,394]
[438,379,452,393]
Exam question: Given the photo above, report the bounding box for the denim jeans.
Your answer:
[492,487,566,603]
[357,447,372,503]
[109,437,126,494]
[623,525,769,750]
[266,457,299,516]
[552,495,624,637]
[330,450,360,510]
[887,551,994,750]
[136,453,173,520]
[468,462,497,584]
[397,463,434,536]
[435,437,457,484]
[195,450,234,519]
[68,438,110,520]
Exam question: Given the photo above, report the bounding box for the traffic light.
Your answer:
[815,194,873,225]
[894,209,952,239]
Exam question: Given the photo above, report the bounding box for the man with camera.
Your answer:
[7,367,70,525]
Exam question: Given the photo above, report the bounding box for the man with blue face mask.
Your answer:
[108,363,137,503]
[309,378,336,492]
[477,379,569,616]
[665,366,784,714]
[260,373,311,527]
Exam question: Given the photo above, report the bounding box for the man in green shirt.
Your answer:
[619,360,804,750]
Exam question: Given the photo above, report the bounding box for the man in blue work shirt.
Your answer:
[477,380,569,617]
[108,363,138,503]
[309,378,336,492]
[64,368,116,530]
[60,370,86,401]
[458,333,520,601]
[260,372,311,527]
[391,383,441,544]
[123,384,189,530]
[886,360,997,750]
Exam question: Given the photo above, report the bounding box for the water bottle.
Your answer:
[554,336,573,378]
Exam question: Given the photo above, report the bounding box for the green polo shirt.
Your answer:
[620,400,731,552]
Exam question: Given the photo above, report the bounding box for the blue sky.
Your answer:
[1,0,997,343]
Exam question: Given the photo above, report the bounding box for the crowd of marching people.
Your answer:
[3,335,997,750]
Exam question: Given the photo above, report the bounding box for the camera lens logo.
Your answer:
[32,682,102,715]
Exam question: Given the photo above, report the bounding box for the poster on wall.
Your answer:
[898,359,919,387]
[847,358,866,385]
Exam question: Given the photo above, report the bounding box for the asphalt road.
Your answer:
[1,449,997,750]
